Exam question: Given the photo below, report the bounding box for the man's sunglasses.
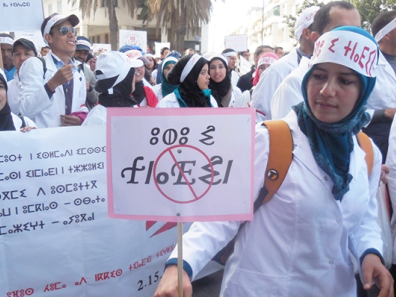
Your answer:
[58,26,76,36]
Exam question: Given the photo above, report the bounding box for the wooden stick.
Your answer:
[177,222,183,297]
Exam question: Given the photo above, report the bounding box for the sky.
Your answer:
[206,0,264,52]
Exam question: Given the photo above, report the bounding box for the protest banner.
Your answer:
[14,31,46,48]
[119,30,147,52]
[154,42,170,57]
[107,108,255,222]
[93,43,111,55]
[224,34,248,52]
[0,1,44,31]
[0,126,190,296]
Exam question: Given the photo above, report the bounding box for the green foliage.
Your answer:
[283,0,324,41]
[352,0,396,31]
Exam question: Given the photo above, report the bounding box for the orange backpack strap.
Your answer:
[357,132,373,176]
[253,120,294,209]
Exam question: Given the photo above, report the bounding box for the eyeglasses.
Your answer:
[58,26,76,36]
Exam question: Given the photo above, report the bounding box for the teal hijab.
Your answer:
[161,58,178,98]
[293,26,378,200]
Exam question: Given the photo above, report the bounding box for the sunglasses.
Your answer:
[58,26,76,36]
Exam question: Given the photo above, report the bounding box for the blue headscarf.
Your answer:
[292,26,378,200]
[161,57,178,98]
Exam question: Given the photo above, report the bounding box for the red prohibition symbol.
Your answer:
[153,144,214,204]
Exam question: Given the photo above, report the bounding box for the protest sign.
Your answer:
[0,1,44,31]
[107,108,255,222]
[0,126,190,296]
[93,43,111,55]
[14,31,46,48]
[119,30,147,52]
[154,42,170,57]
[224,34,248,52]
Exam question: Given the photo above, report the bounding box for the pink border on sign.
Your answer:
[106,107,256,223]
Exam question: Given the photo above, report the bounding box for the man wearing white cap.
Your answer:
[75,36,98,109]
[363,11,396,162]
[17,13,87,128]
[250,6,319,122]
[271,1,361,120]
[0,33,16,81]
[222,48,240,86]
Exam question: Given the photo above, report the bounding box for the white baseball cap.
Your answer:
[125,49,150,65]
[294,6,319,40]
[95,51,143,94]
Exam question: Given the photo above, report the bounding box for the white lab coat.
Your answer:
[10,113,37,129]
[170,111,382,296]
[18,53,87,128]
[365,52,396,119]
[271,57,310,120]
[156,92,218,108]
[152,84,163,101]
[82,104,106,126]
[385,117,396,264]
[227,86,243,107]
[251,48,299,122]
[230,70,239,87]
[7,72,23,115]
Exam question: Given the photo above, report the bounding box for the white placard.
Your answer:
[0,1,44,31]
[154,42,170,57]
[119,30,147,52]
[14,31,46,48]
[92,43,111,55]
[107,108,255,222]
[224,34,248,52]
[0,126,191,296]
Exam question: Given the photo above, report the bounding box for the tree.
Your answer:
[74,0,139,50]
[145,0,213,53]
[352,0,396,31]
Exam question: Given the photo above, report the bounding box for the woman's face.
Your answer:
[135,66,145,83]
[197,64,210,90]
[164,63,175,80]
[146,56,155,70]
[257,64,270,79]
[0,79,7,112]
[307,63,361,123]
[209,59,226,83]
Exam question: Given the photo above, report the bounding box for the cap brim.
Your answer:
[76,45,90,51]
[12,39,37,55]
[130,59,144,68]
[54,14,79,28]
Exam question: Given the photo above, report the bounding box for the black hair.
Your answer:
[222,48,236,54]
[238,49,250,56]
[274,46,283,52]
[372,10,396,37]
[254,45,273,57]
[41,13,59,36]
[160,47,170,55]
[312,1,357,35]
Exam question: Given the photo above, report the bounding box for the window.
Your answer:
[57,0,62,14]
[105,34,109,44]
[48,4,52,15]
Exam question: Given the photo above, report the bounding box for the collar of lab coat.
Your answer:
[284,110,366,189]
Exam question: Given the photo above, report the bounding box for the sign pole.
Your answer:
[177,221,183,297]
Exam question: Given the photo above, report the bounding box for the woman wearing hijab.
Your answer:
[252,52,279,86]
[206,54,242,107]
[152,56,178,101]
[154,27,393,297]
[0,70,36,132]
[82,51,142,126]
[157,54,217,108]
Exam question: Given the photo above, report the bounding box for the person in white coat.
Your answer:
[0,70,36,131]
[157,54,218,108]
[17,13,87,128]
[152,56,178,101]
[82,51,142,126]
[250,5,319,122]
[270,1,362,121]
[154,27,393,297]
[206,54,242,107]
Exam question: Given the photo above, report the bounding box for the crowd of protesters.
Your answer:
[3,2,396,296]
